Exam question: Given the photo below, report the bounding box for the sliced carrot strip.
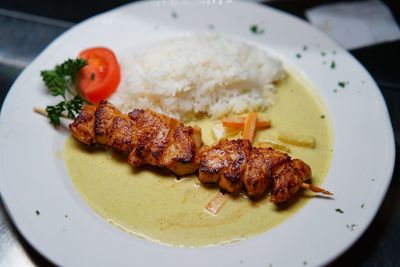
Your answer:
[205,191,230,215]
[222,116,270,129]
[242,112,257,142]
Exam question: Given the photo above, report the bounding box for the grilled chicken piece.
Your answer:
[244,147,290,197]
[199,139,252,192]
[70,100,203,176]
[69,105,96,145]
[199,139,312,203]
[270,159,311,203]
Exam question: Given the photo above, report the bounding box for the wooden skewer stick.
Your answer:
[33,107,72,119]
[301,183,333,195]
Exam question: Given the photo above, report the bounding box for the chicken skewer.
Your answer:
[69,100,203,176]
[199,139,332,204]
[35,101,332,204]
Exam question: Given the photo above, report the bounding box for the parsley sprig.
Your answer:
[40,59,87,125]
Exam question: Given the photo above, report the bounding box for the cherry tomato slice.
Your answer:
[77,47,120,104]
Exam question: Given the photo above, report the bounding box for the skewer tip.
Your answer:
[33,107,48,117]
[301,183,333,196]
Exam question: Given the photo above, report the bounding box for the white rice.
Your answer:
[110,34,285,120]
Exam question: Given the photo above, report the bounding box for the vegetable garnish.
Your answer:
[278,132,315,148]
[242,112,257,142]
[205,190,230,215]
[222,116,270,129]
[77,47,121,104]
[256,140,290,152]
[40,58,87,125]
[211,122,241,141]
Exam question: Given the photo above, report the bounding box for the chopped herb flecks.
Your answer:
[91,73,95,81]
[338,81,348,88]
[361,203,365,208]
[250,24,265,35]
[320,115,325,119]
[35,210,40,216]
[331,61,336,69]
[346,224,357,231]
[171,11,178,19]
[335,208,344,214]
[321,52,326,56]
[302,45,308,51]
[208,24,215,30]
[333,89,338,93]
[296,53,302,59]
[303,261,308,266]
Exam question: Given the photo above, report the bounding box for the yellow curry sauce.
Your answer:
[63,72,333,247]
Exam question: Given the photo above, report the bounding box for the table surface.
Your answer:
[0,1,399,266]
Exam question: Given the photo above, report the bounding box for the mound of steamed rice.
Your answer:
[110,34,285,120]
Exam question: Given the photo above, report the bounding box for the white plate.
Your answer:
[0,1,395,266]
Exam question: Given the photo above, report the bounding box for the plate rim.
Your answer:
[0,1,396,266]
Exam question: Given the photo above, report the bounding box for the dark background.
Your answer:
[0,0,399,266]
[0,0,399,24]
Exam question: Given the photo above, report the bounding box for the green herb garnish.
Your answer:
[361,203,365,208]
[338,81,346,88]
[91,72,95,81]
[296,53,302,59]
[320,115,325,119]
[35,210,40,216]
[346,224,357,231]
[41,58,87,125]
[331,61,336,69]
[250,24,264,35]
[335,208,344,214]
[171,11,178,19]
